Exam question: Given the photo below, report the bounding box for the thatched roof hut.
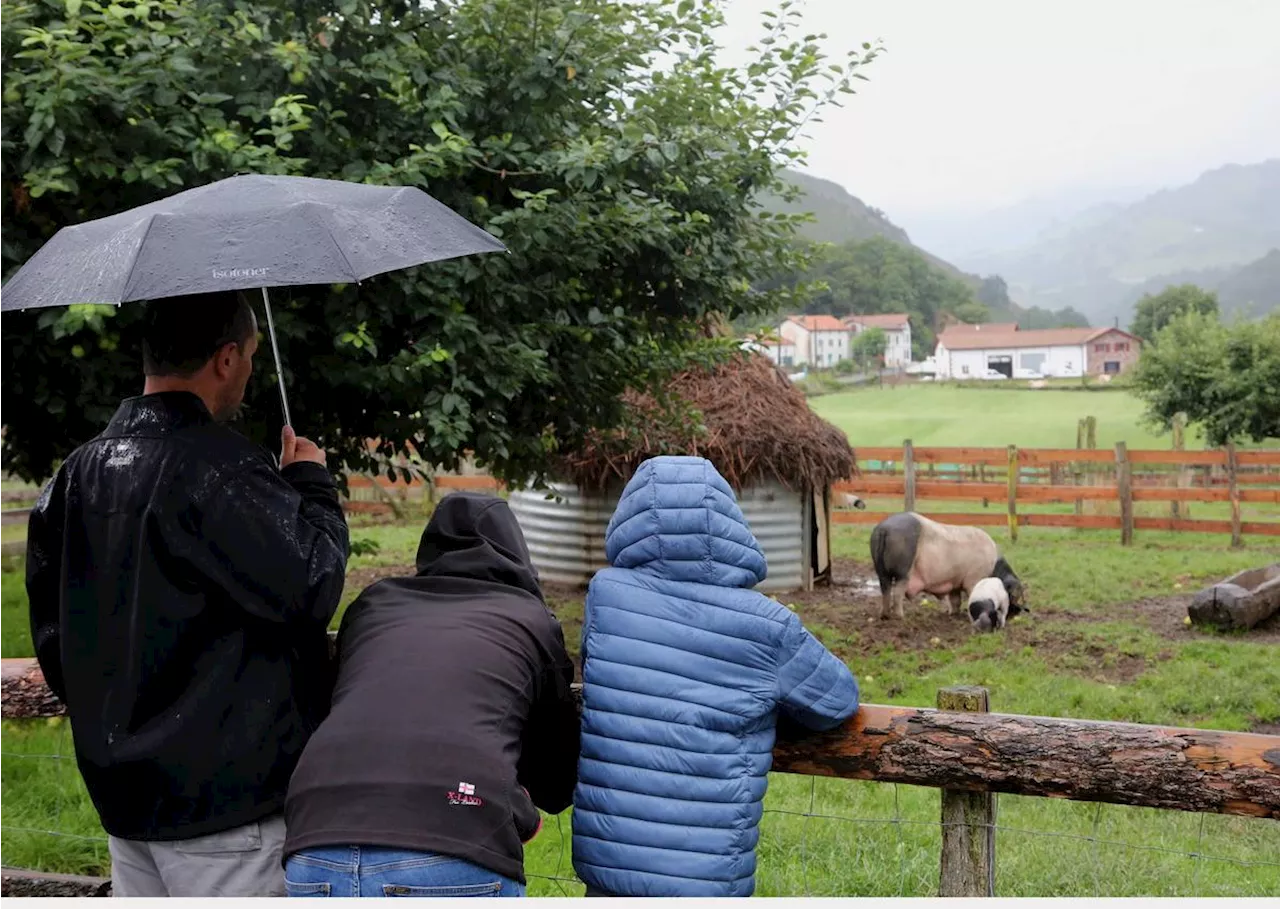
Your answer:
[558,351,855,493]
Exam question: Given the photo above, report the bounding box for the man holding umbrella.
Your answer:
[5,173,507,897]
[26,289,349,897]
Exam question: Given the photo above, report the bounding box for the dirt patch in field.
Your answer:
[770,560,1169,682]
[1250,721,1280,736]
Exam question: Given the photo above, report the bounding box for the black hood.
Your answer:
[414,493,541,599]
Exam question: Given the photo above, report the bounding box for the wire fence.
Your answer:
[3,715,1279,898]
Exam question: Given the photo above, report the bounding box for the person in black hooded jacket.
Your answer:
[283,492,581,898]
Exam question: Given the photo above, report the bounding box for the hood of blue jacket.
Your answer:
[604,456,768,589]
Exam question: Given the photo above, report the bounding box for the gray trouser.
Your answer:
[108,815,286,898]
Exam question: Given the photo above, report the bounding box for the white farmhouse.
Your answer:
[844,313,913,368]
[741,336,797,368]
[935,324,1142,379]
[779,315,850,368]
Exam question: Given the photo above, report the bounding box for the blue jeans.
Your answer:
[285,847,525,898]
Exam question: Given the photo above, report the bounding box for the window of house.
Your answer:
[1104,361,1121,374]
[961,364,970,375]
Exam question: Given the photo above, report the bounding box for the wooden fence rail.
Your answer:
[3,664,1277,897]
[835,441,1280,546]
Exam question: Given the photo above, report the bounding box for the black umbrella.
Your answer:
[0,174,506,424]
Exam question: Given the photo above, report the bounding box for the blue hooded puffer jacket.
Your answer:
[571,456,859,897]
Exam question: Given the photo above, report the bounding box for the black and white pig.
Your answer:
[966,576,1024,632]
[869,512,1027,622]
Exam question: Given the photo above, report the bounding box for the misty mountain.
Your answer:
[762,170,1088,328]
[961,159,1280,322]
[1130,249,1280,320]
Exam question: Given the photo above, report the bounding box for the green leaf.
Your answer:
[65,0,82,16]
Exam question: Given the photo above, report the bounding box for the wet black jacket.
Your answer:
[26,392,349,841]
[284,493,581,884]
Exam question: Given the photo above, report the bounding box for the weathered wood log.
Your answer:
[9,658,1279,819]
[1,659,66,718]
[1189,564,1280,631]
[774,704,1280,819]
[1,869,110,898]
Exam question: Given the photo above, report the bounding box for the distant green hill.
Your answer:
[760,169,1088,329]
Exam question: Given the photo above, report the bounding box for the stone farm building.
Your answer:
[934,324,1142,379]
[843,313,912,368]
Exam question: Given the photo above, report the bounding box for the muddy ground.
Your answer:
[343,558,1278,688]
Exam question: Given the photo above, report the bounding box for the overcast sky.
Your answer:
[716,0,1280,224]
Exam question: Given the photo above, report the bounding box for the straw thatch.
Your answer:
[560,352,855,493]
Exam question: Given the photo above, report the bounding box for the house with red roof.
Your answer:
[843,313,913,368]
[779,315,851,368]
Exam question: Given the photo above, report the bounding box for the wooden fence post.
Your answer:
[1227,442,1242,548]
[1116,442,1133,545]
[1006,445,1018,544]
[938,686,995,897]
[1074,419,1086,518]
[1171,413,1187,520]
[1083,417,1098,516]
[904,439,917,513]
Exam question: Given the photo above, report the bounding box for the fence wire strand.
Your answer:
[2,730,1277,897]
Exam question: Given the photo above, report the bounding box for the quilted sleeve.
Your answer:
[774,609,859,731]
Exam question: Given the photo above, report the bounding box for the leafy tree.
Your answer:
[801,237,987,356]
[1132,311,1280,446]
[849,326,886,370]
[0,0,878,484]
[1129,284,1220,343]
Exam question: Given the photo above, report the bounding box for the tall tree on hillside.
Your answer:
[1129,284,1220,343]
[801,237,988,356]
[1132,311,1280,446]
[0,0,879,485]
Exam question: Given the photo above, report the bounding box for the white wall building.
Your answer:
[935,326,1099,379]
[741,337,797,368]
[844,313,913,368]
[779,315,850,368]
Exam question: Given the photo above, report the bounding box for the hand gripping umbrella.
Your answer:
[0,174,506,426]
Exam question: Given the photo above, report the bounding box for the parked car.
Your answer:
[1013,367,1045,380]
[982,369,1009,380]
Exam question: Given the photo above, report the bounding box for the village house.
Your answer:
[934,323,1142,379]
[741,336,797,368]
[843,313,913,368]
[779,315,851,368]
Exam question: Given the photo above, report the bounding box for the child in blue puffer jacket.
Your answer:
[572,456,859,897]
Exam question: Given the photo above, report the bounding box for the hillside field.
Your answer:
[808,383,1193,450]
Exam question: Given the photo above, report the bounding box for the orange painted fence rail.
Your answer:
[835,442,1280,545]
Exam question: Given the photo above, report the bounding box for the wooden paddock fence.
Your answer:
[834,441,1280,546]
[1,662,1276,897]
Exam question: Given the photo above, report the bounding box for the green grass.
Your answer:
[809,384,1198,449]
[4,522,1279,895]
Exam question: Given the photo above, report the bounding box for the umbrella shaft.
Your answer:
[260,288,292,427]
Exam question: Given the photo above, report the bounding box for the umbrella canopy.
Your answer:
[1,174,506,427]
[0,174,506,310]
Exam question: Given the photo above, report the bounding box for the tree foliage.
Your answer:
[0,0,878,484]
[1132,311,1280,446]
[849,325,885,366]
[801,237,988,357]
[1129,284,1220,343]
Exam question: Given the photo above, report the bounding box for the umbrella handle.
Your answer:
[260,287,292,427]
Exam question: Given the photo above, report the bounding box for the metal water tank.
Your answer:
[508,478,807,593]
